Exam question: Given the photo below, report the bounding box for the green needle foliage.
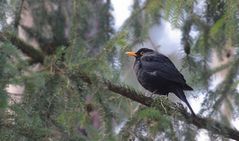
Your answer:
[0,0,239,141]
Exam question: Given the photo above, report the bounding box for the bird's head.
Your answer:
[126,48,154,58]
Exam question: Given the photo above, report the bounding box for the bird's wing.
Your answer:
[141,53,186,84]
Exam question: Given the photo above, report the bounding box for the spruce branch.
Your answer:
[102,80,239,140]
[63,64,239,140]
[70,68,239,140]
[99,81,239,140]
[0,32,44,63]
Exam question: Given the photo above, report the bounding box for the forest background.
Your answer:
[0,0,239,140]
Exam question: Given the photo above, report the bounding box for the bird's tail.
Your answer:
[174,88,196,116]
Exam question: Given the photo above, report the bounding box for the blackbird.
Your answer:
[126,48,195,116]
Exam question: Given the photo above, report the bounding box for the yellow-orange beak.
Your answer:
[126,51,137,57]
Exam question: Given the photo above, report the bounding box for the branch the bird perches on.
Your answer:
[104,80,239,140]
[71,69,239,140]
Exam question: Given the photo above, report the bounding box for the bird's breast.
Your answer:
[135,67,156,91]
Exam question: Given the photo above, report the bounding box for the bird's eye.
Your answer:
[140,52,144,56]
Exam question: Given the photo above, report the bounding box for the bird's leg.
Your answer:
[159,93,169,114]
[160,99,167,114]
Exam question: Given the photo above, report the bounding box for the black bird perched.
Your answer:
[126,48,195,116]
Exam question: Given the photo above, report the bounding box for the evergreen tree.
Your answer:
[0,0,239,140]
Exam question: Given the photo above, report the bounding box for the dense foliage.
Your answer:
[0,0,239,140]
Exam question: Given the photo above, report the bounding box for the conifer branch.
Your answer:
[103,80,239,140]
[12,56,238,140]
[70,69,239,140]
[0,32,44,63]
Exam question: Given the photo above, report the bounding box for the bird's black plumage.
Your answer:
[127,48,195,116]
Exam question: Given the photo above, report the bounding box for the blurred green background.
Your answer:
[0,0,239,140]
